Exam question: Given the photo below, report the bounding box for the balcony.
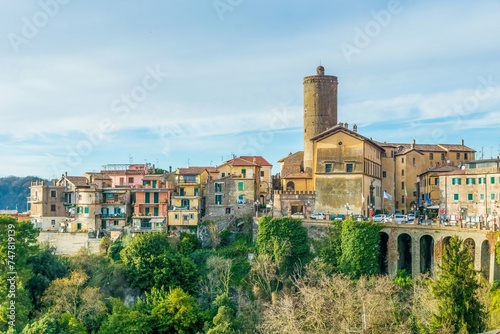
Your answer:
[100,213,127,219]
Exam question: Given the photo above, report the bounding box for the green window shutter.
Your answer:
[153,192,159,203]
[145,193,150,203]
[468,193,473,201]
[84,207,89,214]
[154,207,159,216]
[453,193,459,200]
[491,177,495,184]
[238,182,244,191]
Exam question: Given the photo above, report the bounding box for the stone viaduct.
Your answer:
[300,220,500,282]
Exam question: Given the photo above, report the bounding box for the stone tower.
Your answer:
[303,65,338,173]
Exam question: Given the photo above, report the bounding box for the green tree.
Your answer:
[0,217,39,332]
[339,220,382,278]
[107,239,123,262]
[121,233,198,293]
[25,245,68,313]
[58,313,87,334]
[430,235,486,333]
[148,287,202,334]
[98,298,154,334]
[256,216,311,276]
[21,315,60,334]
[179,232,202,255]
[313,220,342,274]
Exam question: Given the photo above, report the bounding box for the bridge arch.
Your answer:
[420,235,434,274]
[397,233,412,274]
[379,232,389,275]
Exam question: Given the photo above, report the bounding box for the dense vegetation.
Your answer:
[0,176,46,212]
[1,214,499,333]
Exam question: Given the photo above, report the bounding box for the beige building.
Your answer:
[28,180,66,231]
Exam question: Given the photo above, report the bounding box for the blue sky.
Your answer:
[1,0,499,179]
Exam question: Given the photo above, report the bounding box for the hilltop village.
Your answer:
[21,66,500,236]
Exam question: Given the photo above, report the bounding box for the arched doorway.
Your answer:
[286,181,295,191]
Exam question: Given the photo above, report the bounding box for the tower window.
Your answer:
[346,163,353,173]
[325,163,332,173]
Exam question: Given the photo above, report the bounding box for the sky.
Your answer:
[1,0,499,180]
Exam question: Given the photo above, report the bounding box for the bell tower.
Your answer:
[303,65,338,173]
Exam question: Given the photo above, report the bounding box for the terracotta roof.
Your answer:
[84,172,112,180]
[176,167,208,175]
[66,176,90,187]
[219,157,259,167]
[239,156,273,166]
[206,167,219,173]
[420,165,461,176]
[376,142,475,154]
[278,151,304,163]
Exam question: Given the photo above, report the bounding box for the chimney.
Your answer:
[461,139,464,146]
[344,122,348,129]
[169,166,172,173]
[253,156,257,164]
[411,139,415,149]
[353,124,357,133]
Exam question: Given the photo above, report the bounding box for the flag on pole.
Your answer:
[383,191,393,200]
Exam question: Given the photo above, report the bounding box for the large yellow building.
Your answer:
[275,66,476,217]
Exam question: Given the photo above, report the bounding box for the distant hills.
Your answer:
[0,176,46,212]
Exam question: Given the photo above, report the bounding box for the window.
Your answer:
[478,177,486,184]
[382,171,386,178]
[179,188,185,196]
[237,195,245,204]
[238,182,244,191]
[480,194,485,201]
[174,214,179,220]
[241,169,246,177]
[434,177,439,185]
[401,169,404,176]
[119,177,124,186]
[452,178,461,185]
[402,181,405,190]
[401,157,404,163]
[221,172,225,177]
[260,171,264,177]
[492,194,496,200]
[453,193,459,200]
[401,195,405,204]
[145,208,150,215]
[215,194,222,205]
[429,153,434,160]
[152,180,157,188]
[225,208,231,214]
[154,207,159,216]
[181,199,190,208]
[153,192,159,203]
[50,190,56,198]
[114,220,119,226]
[441,153,445,160]
[412,157,416,165]
[346,163,353,173]
[468,193,473,201]
[456,152,460,159]
[491,177,495,184]
[128,177,134,184]
[51,204,56,212]
[183,175,196,183]
[51,219,56,225]
[466,178,475,185]
[215,183,223,192]
[325,163,332,173]
[77,206,83,214]
[145,193,150,203]
[190,214,194,219]
[464,153,468,160]
[84,207,89,214]
[194,187,199,196]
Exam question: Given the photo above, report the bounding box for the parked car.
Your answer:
[353,214,366,221]
[372,214,388,222]
[291,212,305,219]
[330,213,345,221]
[310,213,326,220]
[388,214,408,224]
[407,213,415,222]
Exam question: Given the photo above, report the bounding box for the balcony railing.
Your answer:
[99,213,127,219]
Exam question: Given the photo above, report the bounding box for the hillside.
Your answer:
[0,176,46,212]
